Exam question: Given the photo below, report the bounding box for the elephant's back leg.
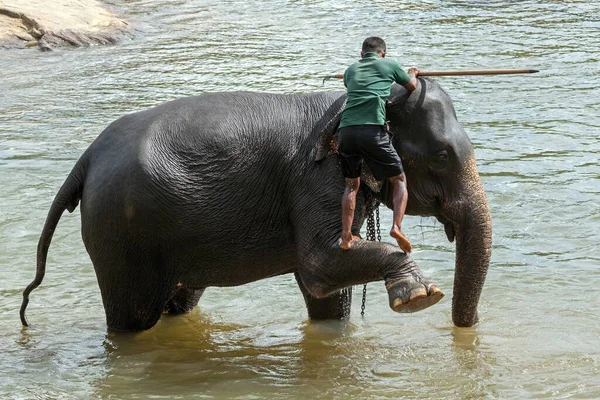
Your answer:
[164,288,205,314]
[87,243,172,331]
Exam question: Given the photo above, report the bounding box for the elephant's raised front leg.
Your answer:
[297,239,444,314]
[295,272,352,320]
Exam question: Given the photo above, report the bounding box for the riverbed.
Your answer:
[1,0,599,398]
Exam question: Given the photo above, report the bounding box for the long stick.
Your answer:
[322,68,539,84]
[419,68,539,76]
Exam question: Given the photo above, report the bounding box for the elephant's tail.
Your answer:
[20,161,87,327]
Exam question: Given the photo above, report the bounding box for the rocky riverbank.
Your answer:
[0,0,129,50]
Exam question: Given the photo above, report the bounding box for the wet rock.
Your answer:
[0,0,129,50]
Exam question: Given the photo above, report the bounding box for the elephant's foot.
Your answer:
[390,225,412,253]
[386,278,444,313]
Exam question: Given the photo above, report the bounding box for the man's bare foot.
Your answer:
[340,235,360,250]
[390,225,412,253]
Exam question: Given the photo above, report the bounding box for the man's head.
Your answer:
[361,36,386,58]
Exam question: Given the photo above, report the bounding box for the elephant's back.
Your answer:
[88,91,340,160]
[79,91,340,243]
[81,92,293,183]
[85,91,343,185]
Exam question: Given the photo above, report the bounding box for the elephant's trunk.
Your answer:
[444,158,492,327]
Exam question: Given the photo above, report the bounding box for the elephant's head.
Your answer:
[315,79,491,327]
[382,79,492,327]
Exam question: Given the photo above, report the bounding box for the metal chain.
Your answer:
[376,207,381,242]
[366,209,375,241]
[361,196,381,316]
[360,283,367,316]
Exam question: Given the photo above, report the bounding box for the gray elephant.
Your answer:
[20,78,491,331]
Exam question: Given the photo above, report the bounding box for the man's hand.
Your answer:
[408,66,420,77]
[404,66,420,92]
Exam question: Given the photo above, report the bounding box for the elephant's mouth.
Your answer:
[444,222,456,242]
[436,215,456,243]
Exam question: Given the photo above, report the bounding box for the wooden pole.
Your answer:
[322,68,539,84]
[419,68,539,76]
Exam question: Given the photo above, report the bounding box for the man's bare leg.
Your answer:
[388,173,412,253]
[340,177,361,250]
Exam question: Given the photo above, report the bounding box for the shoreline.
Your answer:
[0,0,129,50]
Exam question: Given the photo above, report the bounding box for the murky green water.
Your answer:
[1,0,599,398]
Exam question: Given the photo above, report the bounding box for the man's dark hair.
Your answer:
[362,36,386,54]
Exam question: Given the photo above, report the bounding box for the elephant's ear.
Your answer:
[385,80,426,122]
[386,84,412,115]
[314,96,346,162]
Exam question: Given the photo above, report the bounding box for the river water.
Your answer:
[1,0,599,398]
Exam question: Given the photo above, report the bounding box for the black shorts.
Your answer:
[337,125,403,181]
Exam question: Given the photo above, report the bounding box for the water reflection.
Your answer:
[452,326,480,351]
[91,310,504,399]
[93,311,361,397]
[450,326,499,399]
[16,326,37,348]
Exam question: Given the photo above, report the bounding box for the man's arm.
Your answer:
[392,61,419,92]
[403,67,420,91]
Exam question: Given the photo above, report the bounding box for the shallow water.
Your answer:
[1,0,599,398]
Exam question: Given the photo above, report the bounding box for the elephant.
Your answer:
[20,78,491,331]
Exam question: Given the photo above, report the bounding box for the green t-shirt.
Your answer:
[339,53,411,128]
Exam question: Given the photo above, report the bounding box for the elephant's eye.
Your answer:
[431,150,449,170]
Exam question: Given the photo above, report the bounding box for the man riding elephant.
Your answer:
[338,36,419,252]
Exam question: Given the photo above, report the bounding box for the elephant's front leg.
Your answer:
[297,241,444,314]
[295,272,352,320]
